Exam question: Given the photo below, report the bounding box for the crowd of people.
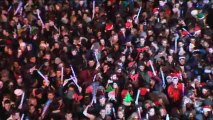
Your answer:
[0,0,213,120]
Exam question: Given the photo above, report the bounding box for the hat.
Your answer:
[203,106,212,112]
[139,88,149,96]
[14,89,23,96]
[194,25,201,33]
[165,8,171,15]
[170,72,180,78]
[121,89,128,99]
[179,56,186,60]
[85,85,93,94]
[125,21,132,28]
[73,93,83,102]
[123,92,133,106]
[128,61,136,68]
[105,23,113,31]
[181,30,190,36]
[153,8,159,15]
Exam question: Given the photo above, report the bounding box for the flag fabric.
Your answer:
[105,85,114,92]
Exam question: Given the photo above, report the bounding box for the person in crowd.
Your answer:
[0,0,212,119]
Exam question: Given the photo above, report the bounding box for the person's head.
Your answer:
[126,41,132,47]
[63,36,70,43]
[71,49,77,56]
[65,66,71,74]
[68,85,75,92]
[179,57,186,65]
[43,53,51,60]
[3,100,11,111]
[53,33,60,40]
[16,75,23,85]
[13,61,20,68]
[203,106,212,116]
[113,82,118,89]
[159,107,167,117]
[103,63,109,72]
[169,49,174,55]
[139,37,146,46]
[65,112,73,120]
[115,67,122,74]
[121,27,126,33]
[148,107,155,117]
[168,55,173,63]
[56,69,61,78]
[139,53,144,59]
[95,5,100,13]
[11,111,20,120]
[113,43,119,51]
[129,112,139,120]
[117,110,124,119]
[0,81,4,89]
[111,74,118,81]
[166,75,172,84]
[172,77,179,85]
[99,96,106,106]
[35,89,43,99]
[202,88,209,96]
[88,59,95,67]
[4,46,13,55]
[19,42,26,51]
[54,42,60,49]
[159,0,166,6]
[144,100,152,110]
[120,55,126,63]
[138,64,145,71]
[28,97,37,106]
[39,41,47,50]
[100,39,105,46]
[162,39,168,47]
[150,79,156,86]
[190,38,196,44]
[47,91,55,100]
[105,103,112,115]
[99,108,106,118]
[29,105,36,114]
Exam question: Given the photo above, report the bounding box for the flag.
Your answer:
[130,74,139,81]
[137,47,147,53]
[105,85,114,92]
[73,93,83,102]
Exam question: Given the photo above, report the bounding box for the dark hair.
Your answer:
[4,99,11,104]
